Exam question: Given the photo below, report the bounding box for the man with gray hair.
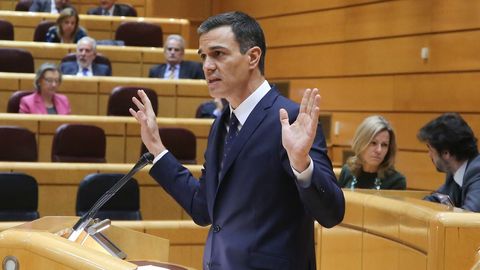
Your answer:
[60,36,112,76]
[149,34,204,80]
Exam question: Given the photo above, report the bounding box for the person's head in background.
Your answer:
[346,115,397,179]
[164,34,185,66]
[76,36,97,69]
[418,113,478,175]
[196,11,266,108]
[34,63,62,98]
[99,0,116,10]
[55,0,71,12]
[56,7,79,43]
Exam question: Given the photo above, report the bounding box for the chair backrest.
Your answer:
[33,20,55,42]
[0,48,34,73]
[195,100,217,118]
[115,22,163,47]
[141,127,197,164]
[0,126,38,161]
[107,86,158,116]
[0,19,14,40]
[15,0,33,11]
[61,52,112,71]
[51,124,106,162]
[0,172,39,221]
[117,3,137,16]
[7,90,34,113]
[76,173,141,220]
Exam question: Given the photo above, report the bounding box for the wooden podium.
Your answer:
[0,216,191,270]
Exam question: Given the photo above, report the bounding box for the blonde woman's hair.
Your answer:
[346,115,397,179]
[56,7,79,39]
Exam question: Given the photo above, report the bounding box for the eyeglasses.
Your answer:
[166,47,182,52]
[43,78,60,84]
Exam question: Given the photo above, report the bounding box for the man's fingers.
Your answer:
[299,88,311,114]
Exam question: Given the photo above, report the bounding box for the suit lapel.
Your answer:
[160,65,167,78]
[218,88,279,183]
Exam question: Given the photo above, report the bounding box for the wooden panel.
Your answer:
[266,35,429,79]
[260,1,432,47]
[318,226,362,270]
[213,0,382,18]
[431,0,480,32]
[429,31,480,72]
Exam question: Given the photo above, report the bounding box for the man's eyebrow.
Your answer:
[197,45,227,55]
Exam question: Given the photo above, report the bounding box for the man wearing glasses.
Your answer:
[148,34,204,80]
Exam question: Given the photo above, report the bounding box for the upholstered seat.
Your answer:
[141,127,197,164]
[0,19,14,40]
[7,90,34,113]
[0,48,34,73]
[107,86,158,116]
[0,126,38,161]
[51,124,106,162]
[0,172,39,221]
[115,22,163,47]
[76,173,141,220]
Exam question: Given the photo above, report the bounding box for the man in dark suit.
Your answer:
[419,113,480,212]
[87,0,136,17]
[60,37,111,76]
[29,0,71,13]
[130,11,345,270]
[148,34,204,80]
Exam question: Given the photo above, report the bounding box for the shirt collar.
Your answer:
[229,80,270,127]
[453,160,468,187]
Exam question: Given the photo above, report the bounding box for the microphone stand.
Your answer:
[67,153,154,258]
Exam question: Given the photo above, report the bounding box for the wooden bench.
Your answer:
[0,114,213,163]
[0,40,201,77]
[0,73,210,117]
[0,10,190,46]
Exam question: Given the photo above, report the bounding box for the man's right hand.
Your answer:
[129,89,165,157]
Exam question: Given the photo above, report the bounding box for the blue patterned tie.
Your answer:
[222,112,239,165]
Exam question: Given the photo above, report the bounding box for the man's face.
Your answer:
[76,41,96,68]
[427,144,450,173]
[100,0,116,10]
[55,0,69,9]
[164,39,184,65]
[198,26,252,105]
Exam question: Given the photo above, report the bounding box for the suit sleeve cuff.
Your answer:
[153,150,170,164]
[292,156,314,188]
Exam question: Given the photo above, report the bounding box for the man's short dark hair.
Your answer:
[197,11,266,75]
[417,113,478,161]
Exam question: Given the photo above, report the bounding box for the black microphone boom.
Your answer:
[68,152,154,241]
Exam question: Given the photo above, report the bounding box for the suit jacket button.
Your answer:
[213,225,221,233]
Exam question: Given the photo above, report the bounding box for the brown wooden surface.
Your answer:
[0,41,201,77]
[0,10,189,44]
[0,73,210,117]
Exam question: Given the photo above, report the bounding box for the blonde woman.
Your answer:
[338,115,406,190]
[46,7,87,43]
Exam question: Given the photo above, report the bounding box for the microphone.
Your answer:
[68,152,154,242]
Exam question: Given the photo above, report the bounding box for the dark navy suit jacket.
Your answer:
[87,4,136,16]
[148,61,204,79]
[29,0,73,12]
[149,86,345,270]
[60,62,112,76]
[425,154,480,212]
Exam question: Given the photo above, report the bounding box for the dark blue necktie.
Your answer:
[222,112,239,166]
[82,67,88,76]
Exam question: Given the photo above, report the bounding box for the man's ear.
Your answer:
[247,46,262,70]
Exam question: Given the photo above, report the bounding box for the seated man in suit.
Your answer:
[87,0,136,17]
[29,0,72,14]
[149,34,205,80]
[418,113,480,212]
[60,36,112,76]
